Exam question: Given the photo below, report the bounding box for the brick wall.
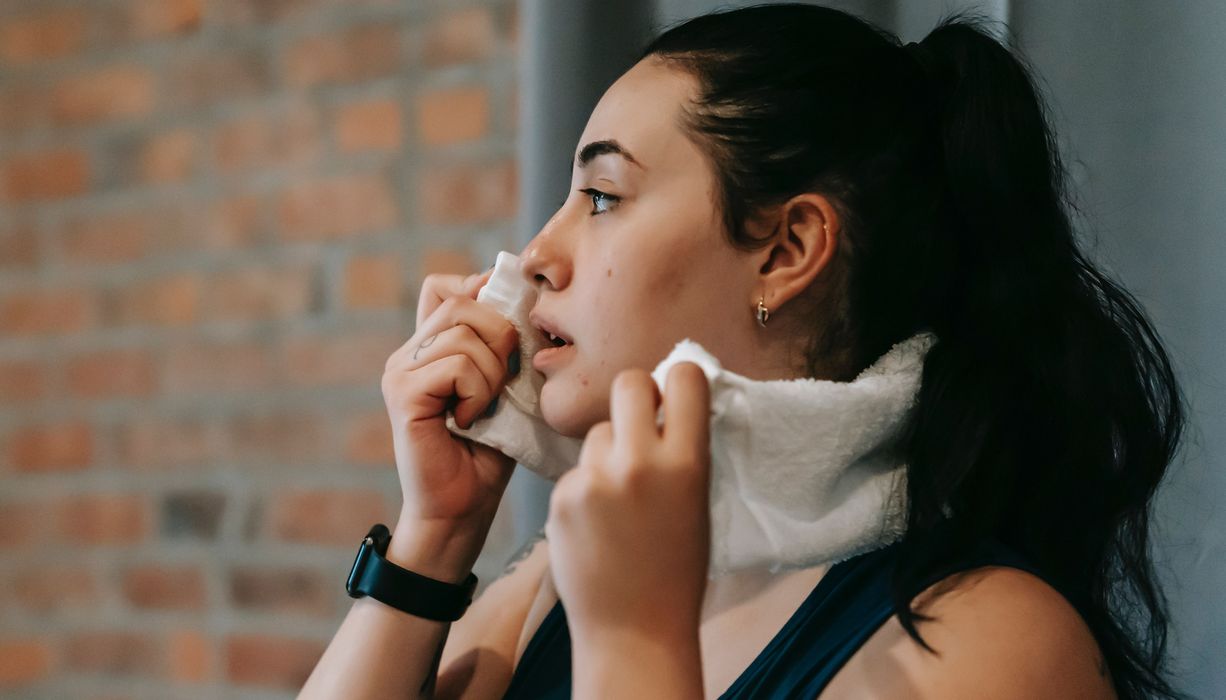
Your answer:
[0,0,523,696]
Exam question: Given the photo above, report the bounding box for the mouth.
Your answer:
[529,311,574,349]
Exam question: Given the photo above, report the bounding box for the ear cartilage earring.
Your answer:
[756,297,771,327]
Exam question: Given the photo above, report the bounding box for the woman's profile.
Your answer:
[300,3,1188,699]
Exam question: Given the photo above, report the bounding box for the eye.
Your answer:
[578,187,620,215]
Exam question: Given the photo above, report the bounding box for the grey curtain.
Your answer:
[514,2,1225,696]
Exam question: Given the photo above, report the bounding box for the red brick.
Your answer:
[224,410,329,464]
[344,252,403,308]
[213,105,320,173]
[506,1,519,52]
[0,287,93,335]
[0,81,49,135]
[0,9,88,64]
[127,0,202,39]
[1,149,89,202]
[225,634,325,689]
[117,416,219,469]
[139,128,197,184]
[284,24,401,88]
[418,159,516,225]
[122,565,206,610]
[203,261,318,322]
[61,493,151,545]
[266,489,390,545]
[209,0,333,25]
[0,638,52,686]
[229,567,333,616]
[335,98,403,153]
[11,565,99,612]
[276,172,398,241]
[343,410,394,466]
[59,210,151,265]
[419,247,478,277]
[0,221,39,270]
[107,273,202,327]
[163,339,273,394]
[0,359,45,403]
[280,329,403,388]
[7,420,94,472]
[416,85,490,146]
[164,50,272,110]
[51,65,155,125]
[0,502,40,548]
[421,7,496,68]
[65,631,161,675]
[167,630,210,683]
[65,349,157,399]
[203,194,266,249]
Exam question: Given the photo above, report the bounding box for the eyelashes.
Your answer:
[579,187,619,215]
[558,188,622,215]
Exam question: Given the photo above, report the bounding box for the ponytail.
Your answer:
[889,18,1190,700]
[640,6,1189,699]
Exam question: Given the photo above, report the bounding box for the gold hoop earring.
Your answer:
[756,296,771,327]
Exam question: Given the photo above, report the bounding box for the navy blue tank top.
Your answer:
[501,536,1064,699]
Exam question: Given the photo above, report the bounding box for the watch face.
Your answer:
[346,537,374,597]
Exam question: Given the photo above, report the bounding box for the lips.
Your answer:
[528,310,573,347]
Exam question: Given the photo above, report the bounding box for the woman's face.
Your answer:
[519,57,763,438]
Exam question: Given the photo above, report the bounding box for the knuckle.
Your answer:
[613,368,651,393]
[671,361,705,384]
[500,323,519,353]
[437,295,461,316]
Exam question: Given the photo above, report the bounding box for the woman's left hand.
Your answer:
[545,362,713,646]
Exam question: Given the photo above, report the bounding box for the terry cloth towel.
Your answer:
[446,251,938,576]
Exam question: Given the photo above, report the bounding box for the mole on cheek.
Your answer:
[606,268,612,277]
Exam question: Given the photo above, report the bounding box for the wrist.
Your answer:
[386,516,490,583]
[571,626,703,698]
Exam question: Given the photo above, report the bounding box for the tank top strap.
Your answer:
[502,535,1070,700]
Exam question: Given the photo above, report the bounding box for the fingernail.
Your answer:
[483,396,499,418]
[508,349,520,377]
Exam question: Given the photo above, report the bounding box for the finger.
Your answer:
[396,353,493,428]
[416,273,466,330]
[576,420,613,469]
[414,266,493,328]
[661,362,711,462]
[400,324,507,399]
[464,266,495,299]
[409,296,519,372]
[609,370,661,455]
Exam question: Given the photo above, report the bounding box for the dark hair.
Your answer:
[639,4,1189,699]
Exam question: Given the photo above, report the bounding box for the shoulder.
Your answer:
[822,565,1116,699]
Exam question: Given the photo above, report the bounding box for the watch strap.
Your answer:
[346,523,478,622]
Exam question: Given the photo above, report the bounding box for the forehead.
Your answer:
[575,58,702,178]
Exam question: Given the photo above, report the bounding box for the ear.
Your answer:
[750,193,840,315]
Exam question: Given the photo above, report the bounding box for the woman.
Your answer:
[301,4,1188,699]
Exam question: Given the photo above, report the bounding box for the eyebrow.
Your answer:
[574,139,646,171]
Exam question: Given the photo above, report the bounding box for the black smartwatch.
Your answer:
[346,523,479,622]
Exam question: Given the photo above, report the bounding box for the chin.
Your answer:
[539,379,606,439]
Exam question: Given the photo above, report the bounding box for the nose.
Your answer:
[519,216,571,291]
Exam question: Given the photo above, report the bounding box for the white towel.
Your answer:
[446,251,938,576]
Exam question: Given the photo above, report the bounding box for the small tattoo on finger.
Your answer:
[413,333,438,361]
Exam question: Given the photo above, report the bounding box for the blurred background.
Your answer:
[0,0,1221,698]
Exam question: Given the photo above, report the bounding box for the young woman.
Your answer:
[301,4,1188,699]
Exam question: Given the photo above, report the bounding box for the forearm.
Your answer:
[299,518,487,700]
[571,627,704,699]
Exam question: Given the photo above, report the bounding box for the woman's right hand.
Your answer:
[381,268,520,574]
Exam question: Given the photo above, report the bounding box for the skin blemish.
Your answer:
[606,267,612,277]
